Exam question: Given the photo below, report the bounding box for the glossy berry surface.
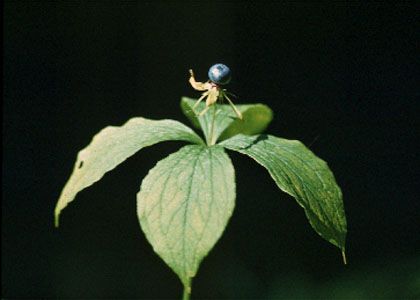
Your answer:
[208,63,231,85]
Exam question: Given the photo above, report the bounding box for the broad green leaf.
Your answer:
[181,97,273,144]
[221,134,347,257]
[54,118,203,227]
[137,145,235,288]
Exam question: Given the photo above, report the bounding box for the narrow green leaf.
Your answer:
[218,104,273,140]
[137,145,235,288]
[55,118,203,227]
[180,97,201,129]
[221,134,347,253]
[181,97,273,143]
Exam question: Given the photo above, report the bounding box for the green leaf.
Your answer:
[137,145,235,288]
[54,118,203,227]
[181,97,273,144]
[221,134,347,256]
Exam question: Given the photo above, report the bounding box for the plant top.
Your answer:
[54,64,347,299]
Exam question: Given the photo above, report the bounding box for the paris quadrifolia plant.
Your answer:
[54,64,347,299]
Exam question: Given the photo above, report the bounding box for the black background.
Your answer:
[3,2,419,299]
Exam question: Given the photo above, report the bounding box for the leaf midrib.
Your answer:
[181,146,203,282]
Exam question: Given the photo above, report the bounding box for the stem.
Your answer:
[182,286,190,300]
[182,278,192,300]
[342,250,347,265]
[208,103,217,146]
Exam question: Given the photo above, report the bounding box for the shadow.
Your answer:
[242,134,268,150]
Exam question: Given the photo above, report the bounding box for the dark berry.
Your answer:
[208,63,231,85]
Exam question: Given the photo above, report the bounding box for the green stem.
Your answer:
[342,249,347,265]
[208,103,217,146]
[182,287,190,300]
[182,278,192,300]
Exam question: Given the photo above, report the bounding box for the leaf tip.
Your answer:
[54,210,60,228]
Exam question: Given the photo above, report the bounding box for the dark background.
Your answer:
[3,2,419,299]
